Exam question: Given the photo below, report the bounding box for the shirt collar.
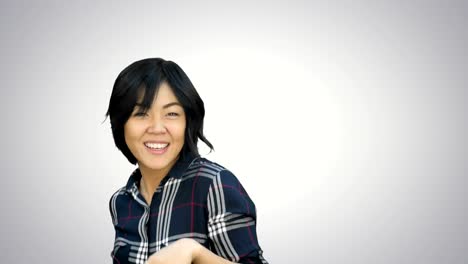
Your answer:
[124,153,197,193]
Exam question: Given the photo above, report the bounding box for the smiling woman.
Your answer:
[105,58,268,264]
[124,83,187,203]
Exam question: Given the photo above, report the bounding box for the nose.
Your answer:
[146,116,166,134]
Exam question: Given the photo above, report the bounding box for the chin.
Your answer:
[141,159,173,170]
[146,163,170,170]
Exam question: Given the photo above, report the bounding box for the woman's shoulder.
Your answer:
[109,169,140,203]
[185,157,224,176]
[185,157,244,187]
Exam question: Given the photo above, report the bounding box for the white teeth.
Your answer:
[145,143,168,149]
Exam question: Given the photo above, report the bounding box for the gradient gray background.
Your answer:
[1,0,467,263]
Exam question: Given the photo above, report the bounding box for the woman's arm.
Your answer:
[192,239,237,264]
[206,170,267,263]
[147,169,267,264]
[146,238,236,264]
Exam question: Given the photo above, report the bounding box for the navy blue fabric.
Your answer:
[109,156,268,264]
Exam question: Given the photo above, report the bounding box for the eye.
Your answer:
[133,112,148,117]
[166,112,180,117]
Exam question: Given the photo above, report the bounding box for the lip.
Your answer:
[144,140,169,144]
[144,141,170,155]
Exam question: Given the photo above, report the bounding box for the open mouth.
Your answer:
[144,142,169,150]
[144,142,170,154]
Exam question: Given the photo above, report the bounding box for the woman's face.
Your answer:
[124,82,186,175]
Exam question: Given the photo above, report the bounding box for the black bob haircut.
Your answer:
[105,58,213,164]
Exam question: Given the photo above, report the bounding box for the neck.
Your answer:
[139,166,169,196]
[137,158,180,204]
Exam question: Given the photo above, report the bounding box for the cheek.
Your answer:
[167,123,186,143]
[179,122,187,142]
[123,130,133,150]
[123,122,140,145]
[179,129,186,144]
[169,116,186,134]
[175,126,187,142]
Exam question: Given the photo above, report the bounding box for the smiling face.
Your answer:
[124,82,186,176]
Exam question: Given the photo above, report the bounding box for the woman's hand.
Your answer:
[146,238,236,264]
[145,238,201,264]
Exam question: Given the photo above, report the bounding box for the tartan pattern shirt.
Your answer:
[109,155,268,264]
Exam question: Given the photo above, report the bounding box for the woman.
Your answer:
[106,58,268,264]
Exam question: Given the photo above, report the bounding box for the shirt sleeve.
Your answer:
[207,169,268,264]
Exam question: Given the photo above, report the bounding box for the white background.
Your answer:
[1,1,467,263]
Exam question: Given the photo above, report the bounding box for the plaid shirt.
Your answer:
[109,155,268,264]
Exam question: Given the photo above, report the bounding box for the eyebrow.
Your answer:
[163,102,183,109]
[135,102,182,109]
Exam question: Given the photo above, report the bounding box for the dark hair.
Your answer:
[105,58,213,164]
